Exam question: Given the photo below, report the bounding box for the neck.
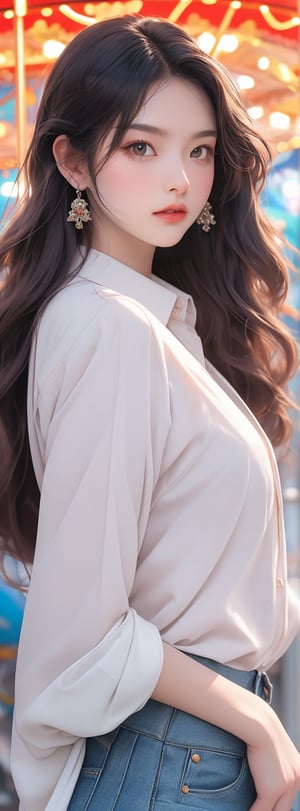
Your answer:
[91,235,155,278]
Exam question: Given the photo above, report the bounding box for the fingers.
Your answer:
[250,790,296,811]
[249,800,273,811]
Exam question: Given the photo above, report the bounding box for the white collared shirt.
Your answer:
[12,249,300,811]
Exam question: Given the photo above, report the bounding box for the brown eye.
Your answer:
[132,142,147,155]
[191,145,213,159]
[126,141,154,157]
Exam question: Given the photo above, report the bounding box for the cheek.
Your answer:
[204,163,215,188]
[96,167,122,202]
[195,165,214,200]
[98,160,145,206]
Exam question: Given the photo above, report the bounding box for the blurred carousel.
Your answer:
[0,0,299,188]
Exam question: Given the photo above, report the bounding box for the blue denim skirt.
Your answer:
[68,655,273,811]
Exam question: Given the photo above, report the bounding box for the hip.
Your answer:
[67,655,272,810]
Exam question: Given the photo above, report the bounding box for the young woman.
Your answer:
[0,14,300,811]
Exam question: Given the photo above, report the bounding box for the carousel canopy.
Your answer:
[0,0,299,170]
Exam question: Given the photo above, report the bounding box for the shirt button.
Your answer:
[191,753,201,763]
[276,577,284,591]
[175,297,185,310]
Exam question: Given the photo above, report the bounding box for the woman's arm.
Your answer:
[152,642,300,811]
[12,292,170,811]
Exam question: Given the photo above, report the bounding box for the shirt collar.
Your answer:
[76,249,196,328]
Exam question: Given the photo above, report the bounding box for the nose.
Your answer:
[164,156,190,195]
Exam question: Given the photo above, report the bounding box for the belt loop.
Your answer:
[253,671,273,704]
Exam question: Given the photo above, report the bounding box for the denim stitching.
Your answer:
[111,731,139,811]
[149,707,177,811]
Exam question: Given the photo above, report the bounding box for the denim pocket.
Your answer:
[67,766,102,811]
[68,732,118,810]
[178,746,247,798]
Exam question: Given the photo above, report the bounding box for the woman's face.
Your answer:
[87,77,217,274]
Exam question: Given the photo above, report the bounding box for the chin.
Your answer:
[156,236,186,248]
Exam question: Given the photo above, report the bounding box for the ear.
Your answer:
[53,134,89,190]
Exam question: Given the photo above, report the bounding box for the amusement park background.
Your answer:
[0,0,300,808]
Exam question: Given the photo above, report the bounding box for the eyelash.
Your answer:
[123,140,215,159]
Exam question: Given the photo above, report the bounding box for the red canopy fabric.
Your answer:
[0,1,299,42]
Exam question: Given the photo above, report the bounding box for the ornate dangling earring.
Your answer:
[196,202,216,232]
[67,189,92,230]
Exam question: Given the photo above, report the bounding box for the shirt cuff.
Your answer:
[19,609,164,748]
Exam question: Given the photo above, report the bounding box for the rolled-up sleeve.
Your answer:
[11,286,169,810]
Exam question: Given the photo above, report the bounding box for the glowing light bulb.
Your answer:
[248,106,264,120]
[0,181,18,198]
[197,32,216,53]
[269,112,290,129]
[258,56,270,70]
[219,35,239,53]
[43,40,66,58]
[237,75,255,90]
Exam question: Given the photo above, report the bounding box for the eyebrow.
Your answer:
[128,124,217,138]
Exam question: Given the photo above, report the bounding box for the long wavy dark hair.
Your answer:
[0,15,298,569]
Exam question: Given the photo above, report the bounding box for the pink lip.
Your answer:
[154,205,187,214]
[153,206,187,223]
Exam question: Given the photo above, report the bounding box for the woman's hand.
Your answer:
[247,702,300,811]
[152,643,300,810]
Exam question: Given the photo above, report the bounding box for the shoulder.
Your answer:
[37,273,161,341]
[32,274,168,389]
[28,275,172,453]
